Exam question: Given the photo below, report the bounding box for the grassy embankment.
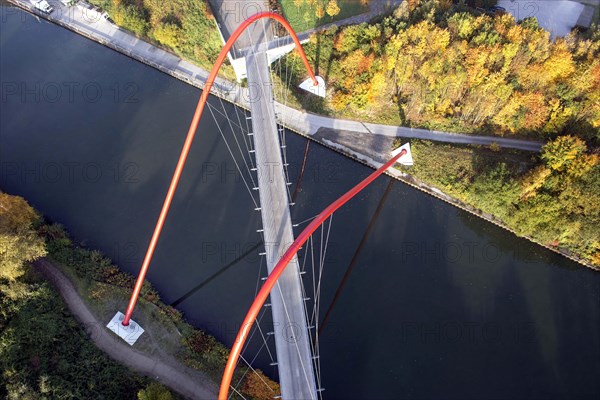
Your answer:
[393,139,600,267]
[279,0,370,32]
[0,192,177,399]
[42,223,280,399]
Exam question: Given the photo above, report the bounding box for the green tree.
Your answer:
[0,282,145,398]
[0,193,46,281]
[137,383,173,400]
[153,23,181,49]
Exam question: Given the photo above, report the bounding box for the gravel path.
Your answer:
[34,259,218,400]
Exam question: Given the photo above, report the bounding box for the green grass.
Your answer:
[44,241,188,362]
[394,140,536,203]
[46,239,202,362]
[279,0,370,32]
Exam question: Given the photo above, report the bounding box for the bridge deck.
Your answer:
[246,51,318,400]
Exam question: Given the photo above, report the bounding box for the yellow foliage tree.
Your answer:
[241,369,281,400]
[520,166,552,200]
[153,23,180,49]
[137,383,173,400]
[326,0,341,17]
[316,4,325,19]
[542,135,589,173]
[0,193,46,281]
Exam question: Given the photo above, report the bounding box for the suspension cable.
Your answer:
[206,103,259,208]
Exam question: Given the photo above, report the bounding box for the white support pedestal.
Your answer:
[392,143,414,166]
[106,311,144,345]
[299,76,326,98]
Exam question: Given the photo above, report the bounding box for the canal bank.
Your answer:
[3,0,595,271]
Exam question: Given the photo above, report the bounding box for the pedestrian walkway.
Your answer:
[245,49,319,400]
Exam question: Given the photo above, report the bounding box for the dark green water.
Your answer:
[1,6,599,399]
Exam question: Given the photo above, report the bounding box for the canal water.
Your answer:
[1,6,599,399]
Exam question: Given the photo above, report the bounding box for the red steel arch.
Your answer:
[218,148,407,400]
[122,12,318,326]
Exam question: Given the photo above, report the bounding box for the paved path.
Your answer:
[276,104,544,151]
[34,259,218,400]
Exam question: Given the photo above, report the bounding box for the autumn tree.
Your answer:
[0,193,46,281]
[316,4,325,19]
[152,23,181,49]
[542,135,598,177]
[241,369,281,400]
[326,0,340,17]
[283,0,600,139]
[520,166,552,200]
